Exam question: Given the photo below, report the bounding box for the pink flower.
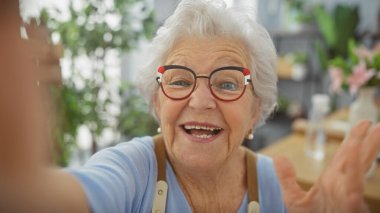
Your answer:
[355,46,373,60]
[329,67,344,93]
[347,61,375,94]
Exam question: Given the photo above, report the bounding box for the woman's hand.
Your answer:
[274,120,380,213]
[0,6,89,211]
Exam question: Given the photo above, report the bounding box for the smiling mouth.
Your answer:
[181,124,223,139]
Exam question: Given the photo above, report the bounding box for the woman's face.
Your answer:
[154,37,260,171]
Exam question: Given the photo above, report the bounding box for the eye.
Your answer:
[217,81,237,91]
[168,80,192,87]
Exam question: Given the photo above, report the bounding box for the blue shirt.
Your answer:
[67,136,286,213]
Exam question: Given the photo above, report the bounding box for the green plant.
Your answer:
[38,0,155,166]
[277,96,291,113]
[313,4,359,69]
[285,0,314,24]
[291,52,307,64]
[117,82,157,139]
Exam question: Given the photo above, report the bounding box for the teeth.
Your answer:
[193,134,213,139]
[183,125,222,131]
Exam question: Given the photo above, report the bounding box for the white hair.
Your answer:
[138,0,278,127]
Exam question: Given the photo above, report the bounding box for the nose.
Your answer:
[188,78,216,110]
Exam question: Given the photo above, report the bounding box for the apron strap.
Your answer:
[154,135,166,181]
[245,148,260,213]
[152,135,260,213]
[152,135,168,213]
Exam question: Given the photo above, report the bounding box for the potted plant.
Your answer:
[329,41,380,127]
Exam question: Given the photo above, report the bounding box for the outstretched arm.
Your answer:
[274,121,380,213]
[0,2,89,211]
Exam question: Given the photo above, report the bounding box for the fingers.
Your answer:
[360,123,380,173]
[344,139,364,195]
[318,121,370,213]
[344,120,373,144]
[334,121,371,194]
[345,193,370,213]
[273,155,306,208]
[330,120,372,170]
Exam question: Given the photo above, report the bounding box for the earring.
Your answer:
[247,132,254,140]
[157,127,161,133]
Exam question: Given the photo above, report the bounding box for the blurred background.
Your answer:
[18,0,380,167]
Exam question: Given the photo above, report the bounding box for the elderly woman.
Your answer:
[1,0,380,212]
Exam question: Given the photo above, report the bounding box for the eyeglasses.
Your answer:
[156,65,252,101]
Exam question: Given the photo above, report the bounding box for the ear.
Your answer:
[152,93,161,121]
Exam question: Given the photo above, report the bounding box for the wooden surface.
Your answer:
[292,117,348,141]
[293,99,380,141]
[260,133,380,212]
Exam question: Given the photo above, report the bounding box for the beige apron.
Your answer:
[151,135,260,213]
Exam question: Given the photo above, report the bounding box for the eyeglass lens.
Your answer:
[160,67,246,101]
